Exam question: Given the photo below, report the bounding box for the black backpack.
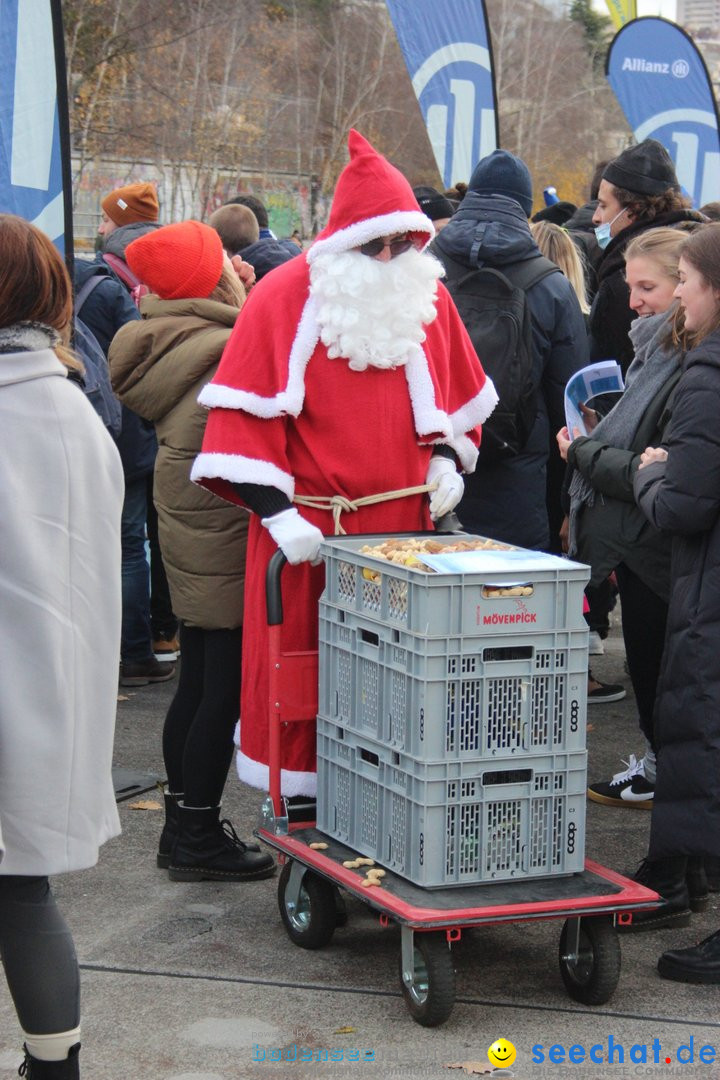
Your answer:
[440,251,560,461]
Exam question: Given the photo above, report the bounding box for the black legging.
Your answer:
[0,876,80,1034]
[615,562,668,750]
[162,624,243,807]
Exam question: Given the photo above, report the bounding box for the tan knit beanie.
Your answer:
[101,183,159,226]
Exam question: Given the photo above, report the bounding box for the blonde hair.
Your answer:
[624,226,686,285]
[209,263,246,308]
[624,226,698,350]
[530,221,589,314]
[0,213,82,372]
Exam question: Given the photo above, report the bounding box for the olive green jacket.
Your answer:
[110,295,249,628]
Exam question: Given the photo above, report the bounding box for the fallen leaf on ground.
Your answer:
[334,1026,355,1034]
[117,695,130,701]
[128,799,162,811]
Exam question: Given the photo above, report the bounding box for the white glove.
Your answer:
[261,507,324,565]
[426,455,464,520]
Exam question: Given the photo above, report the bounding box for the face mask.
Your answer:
[594,208,627,250]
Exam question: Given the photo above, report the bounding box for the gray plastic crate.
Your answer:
[319,605,587,758]
[316,718,586,887]
[320,534,590,638]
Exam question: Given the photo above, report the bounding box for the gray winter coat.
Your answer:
[634,328,720,858]
[567,315,681,599]
[432,193,589,549]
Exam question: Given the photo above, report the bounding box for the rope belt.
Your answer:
[294,483,433,535]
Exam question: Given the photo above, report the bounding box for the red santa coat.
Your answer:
[192,252,496,796]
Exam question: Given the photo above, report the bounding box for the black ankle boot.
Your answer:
[157,789,182,869]
[19,1042,80,1078]
[168,805,276,882]
[620,856,691,932]
[705,856,720,892]
[686,856,709,912]
[658,928,720,984]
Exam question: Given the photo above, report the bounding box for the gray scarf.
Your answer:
[568,309,680,553]
[0,321,61,354]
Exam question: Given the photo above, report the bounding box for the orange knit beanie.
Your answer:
[125,221,225,300]
[101,183,159,226]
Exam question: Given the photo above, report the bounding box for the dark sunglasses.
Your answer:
[358,236,413,259]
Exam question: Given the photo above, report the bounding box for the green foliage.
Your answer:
[569,0,613,71]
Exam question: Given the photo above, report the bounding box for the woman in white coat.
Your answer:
[0,215,123,1079]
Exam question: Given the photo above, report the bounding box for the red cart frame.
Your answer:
[255,549,659,1026]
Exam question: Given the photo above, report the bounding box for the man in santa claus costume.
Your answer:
[192,130,497,807]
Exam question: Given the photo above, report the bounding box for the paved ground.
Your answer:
[1,622,719,1080]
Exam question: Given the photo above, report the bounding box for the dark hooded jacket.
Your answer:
[238,236,300,281]
[588,208,702,374]
[634,328,720,858]
[564,201,601,301]
[74,258,155,481]
[432,192,589,550]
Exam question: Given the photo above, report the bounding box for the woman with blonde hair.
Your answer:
[530,219,590,315]
[0,214,123,1077]
[109,221,275,883]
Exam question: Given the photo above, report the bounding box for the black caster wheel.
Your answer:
[278,861,337,949]
[399,932,456,1027]
[559,916,621,1005]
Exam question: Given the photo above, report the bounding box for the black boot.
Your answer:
[157,789,182,869]
[19,1043,80,1078]
[686,856,709,912]
[658,928,720,984]
[705,856,720,892]
[168,805,276,882]
[620,856,691,932]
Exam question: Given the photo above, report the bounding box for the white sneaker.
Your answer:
[588,630,604,655]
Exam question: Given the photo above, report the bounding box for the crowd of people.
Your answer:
[3,130,720,1074]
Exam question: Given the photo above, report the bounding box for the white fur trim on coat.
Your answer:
[307,211,434,263]
[236,748,317,799]
[191,452,295,499]
[197,297,321,418]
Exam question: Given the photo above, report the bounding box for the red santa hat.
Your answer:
[307,130,434,263]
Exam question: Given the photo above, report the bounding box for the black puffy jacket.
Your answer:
[634,329,720,859]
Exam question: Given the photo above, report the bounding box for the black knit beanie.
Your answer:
[468,149,534,217]
[603,139,679,195]
[412,185,455,222]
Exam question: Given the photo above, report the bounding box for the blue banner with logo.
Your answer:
[0,0,72,254]
[606,16,720,208]
[385,0,498,189]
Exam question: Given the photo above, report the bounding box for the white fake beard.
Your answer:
[309,246,443,371]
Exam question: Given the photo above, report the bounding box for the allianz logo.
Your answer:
[622,57,690,78]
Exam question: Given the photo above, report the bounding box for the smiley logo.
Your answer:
[487,1038,516,1068]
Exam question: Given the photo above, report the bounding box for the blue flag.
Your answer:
[385,0,498,189]
[606,16,720,208]
[0,0,71,253]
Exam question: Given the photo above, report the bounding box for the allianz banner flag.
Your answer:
[606,17,720,208]
[385,0,498,188]
[0,0,73,254]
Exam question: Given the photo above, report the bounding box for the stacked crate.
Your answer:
[316,535,590,888]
